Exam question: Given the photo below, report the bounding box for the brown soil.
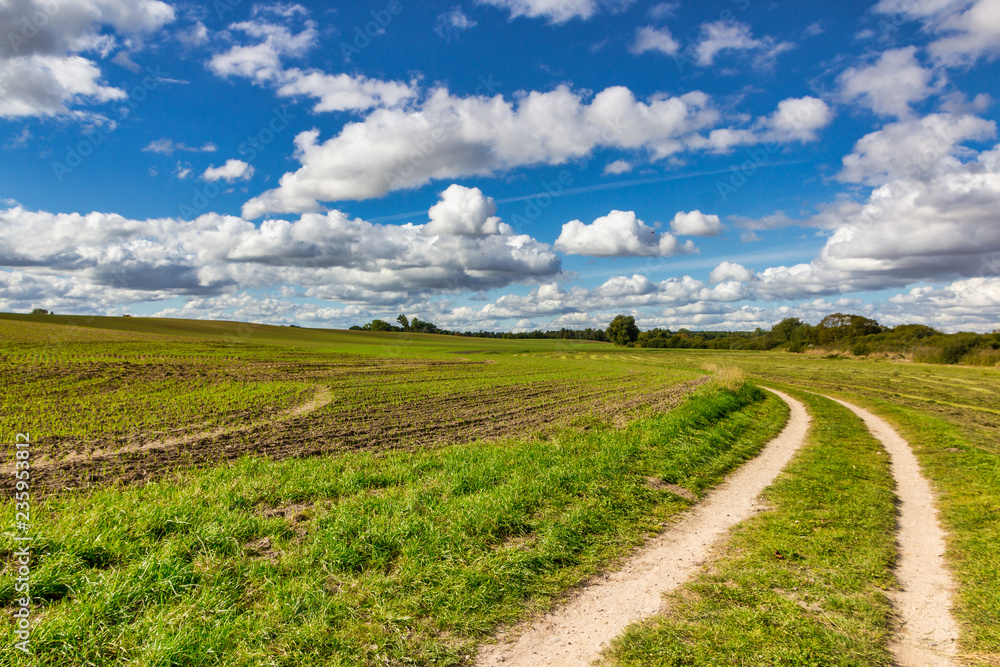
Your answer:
[2,375,706,497]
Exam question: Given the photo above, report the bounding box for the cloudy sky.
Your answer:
[2,0,999,332]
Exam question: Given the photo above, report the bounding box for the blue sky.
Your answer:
[2,0,1000,332]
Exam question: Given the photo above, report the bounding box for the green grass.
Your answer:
[0,313,608,356]
[0,382,787,666]
[603,388,898,667]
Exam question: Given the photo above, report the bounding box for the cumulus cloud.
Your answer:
[0,0,174,118]
[424,185,501,236]
[887,277,1000,330]
[477,0,635,24]
[203,159,255,183]
[709,261,754,284]
[209,10,416,113]
[751,142,1000,299]
[670,210,722,236]
[0,186,561,306]
[875,0,1000,65]
[554,210,695,257]
[630,26,679,56]
[838,113,996,185]
[242,85,722,216]
[763,96,834,142]
[838,47,937,118]
[691,96,833,152]
[693,21,793,67]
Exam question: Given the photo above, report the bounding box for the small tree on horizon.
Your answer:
[397,314,410,332]
[606,315,639,347]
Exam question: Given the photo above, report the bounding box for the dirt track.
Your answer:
[475,388,811,667]
[827,396,960,667]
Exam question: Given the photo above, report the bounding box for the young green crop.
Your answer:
[0,382,787,666]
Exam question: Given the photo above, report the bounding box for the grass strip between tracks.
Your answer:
[604,387,898,667]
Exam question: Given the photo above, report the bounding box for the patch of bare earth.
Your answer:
[474,388,810,667]
[5,377,705,497]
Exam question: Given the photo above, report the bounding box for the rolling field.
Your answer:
[1,314,998,665]
[0,315,702,495]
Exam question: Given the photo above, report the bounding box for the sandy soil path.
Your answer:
[475,388,810,667]
[825,396,960,667]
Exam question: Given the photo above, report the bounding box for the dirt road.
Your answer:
[475,388,811,667]
[827,396,960,667]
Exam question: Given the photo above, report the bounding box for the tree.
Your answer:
[30,308,50,315]
[396,314,410,332]
[606,315,639,347]
[361,319,393,332]
[770,317,803,344]
[814,313,884,344]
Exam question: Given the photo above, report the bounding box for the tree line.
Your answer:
[605,313,1000,365]
[352,312,999,365]
[350,314,608,341]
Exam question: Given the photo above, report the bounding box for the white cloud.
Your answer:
[0,186,561,305]
[762,96,834,142]
[144,139,217,155]
[424,185,501,236]
[630,26,679,56]
[0,54,126,118]
[209,13,416,113]
[838,113,996,185]
[603,159,633,175]
[688,96,834,153]
[0,0,174,119]
[838,47,937,118]
[694,21,793,67]
[875,0,1000,65]
[242,85,721,216]
[709,261,755,284]
[670,210,723,236]
[649,2,679,20]
[177,21,209,48]
[202,159,255,183]
[476,0,635,24]
[887,277,1000,330]
[436,7,478,40]
[554,210,695,257]
[112,51,142,73]
[208,15,317,82]
[752,142,1000,299]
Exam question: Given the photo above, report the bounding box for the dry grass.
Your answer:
[703,364,746,392]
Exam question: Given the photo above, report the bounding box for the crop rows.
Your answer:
[0,325,703,495]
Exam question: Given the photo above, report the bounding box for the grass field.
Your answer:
[2,314,998,665]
